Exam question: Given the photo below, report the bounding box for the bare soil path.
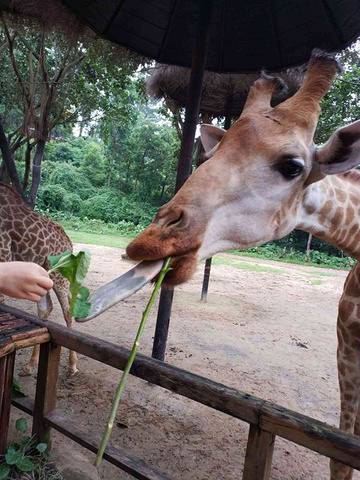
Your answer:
[8,244,357,480]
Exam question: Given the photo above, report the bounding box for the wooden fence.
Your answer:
[2,303,360,480]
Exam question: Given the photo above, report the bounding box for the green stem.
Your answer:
[94,257,172,467]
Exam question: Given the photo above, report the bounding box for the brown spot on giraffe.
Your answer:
[0,183,78,375]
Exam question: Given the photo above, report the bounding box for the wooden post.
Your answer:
[242,424,275,480]
[200,257,212,301]
[152,0,214,361]
[152,288,174,360]
[0,352,15,453]
[32,342,61,446]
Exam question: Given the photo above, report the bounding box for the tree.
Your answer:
[0,13,145,206]
[315,44,360,144]
[103,103,180,203]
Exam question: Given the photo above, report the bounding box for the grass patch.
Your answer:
[212,256,283,274]
[310,278,323,285]
[66,230,133,249]
[307,270,338,277]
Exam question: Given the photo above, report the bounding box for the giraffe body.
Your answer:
[127,51,360,479]
[0,182,78,374]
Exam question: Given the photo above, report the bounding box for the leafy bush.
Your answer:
[49,164,94,199]
[80,190,156,226]
[241,242,354,269]
[37,184,68,211]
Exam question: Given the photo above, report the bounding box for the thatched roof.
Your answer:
[0,0,85,38]
[147,64,307,118]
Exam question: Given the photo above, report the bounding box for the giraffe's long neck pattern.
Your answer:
[297,171,360,260]
[0,183,72,264]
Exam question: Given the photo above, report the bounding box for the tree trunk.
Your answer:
[0,119,25,199]
[27,139,46,208]
[159,183,166,203]
[23,141,33,191]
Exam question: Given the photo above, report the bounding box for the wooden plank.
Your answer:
[45,410,175,480]
[13,331,51,349]
[32,342,61,445]
[260,403,360,470]
[12,395,34,415]
[242,424,275,480]
[0,305,262,423]
[0,339,14,358]
[0,352,15,453]
[2,304,360,470]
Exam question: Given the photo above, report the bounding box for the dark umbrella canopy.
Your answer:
[60,0,360,72]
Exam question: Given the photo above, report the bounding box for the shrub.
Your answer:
[49,164,94,199]
[37,184,68,211]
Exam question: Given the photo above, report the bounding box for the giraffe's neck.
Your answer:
[297,171,360,260]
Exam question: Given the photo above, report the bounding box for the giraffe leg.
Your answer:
[21,293,53,376]
[330,268,360,480]
[52,274,78,375]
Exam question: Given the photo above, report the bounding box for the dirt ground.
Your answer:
[7,243,358,480]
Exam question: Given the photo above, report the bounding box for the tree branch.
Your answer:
[27,139,46,208]
[1,15,30,107]
[0,118,25,199]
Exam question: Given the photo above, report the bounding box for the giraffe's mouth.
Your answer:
[159,253,199,287]
[126,222,202,286]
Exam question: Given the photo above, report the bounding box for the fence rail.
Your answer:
[2,303,360,480]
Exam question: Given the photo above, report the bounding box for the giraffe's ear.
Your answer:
[315,120,360,175]
[200,124,226,156]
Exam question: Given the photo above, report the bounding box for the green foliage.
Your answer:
[37,185,69,211]
[315,45,360,145]
[80,141,107,187]
[241,243,354,270]
[48,250,91,317]
[11,378,27,398]
[80,189,157,226]
[0,418,63,479]
[48,164,94,199]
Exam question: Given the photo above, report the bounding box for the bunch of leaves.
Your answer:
[48,250,91,318]
[0,418,63,480]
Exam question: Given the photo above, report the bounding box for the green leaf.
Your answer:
[12,378,27,398]
[17,457,36,472]
[73,286,91,318]
[15,418,27,434]
[74,250,91,284]
[5,445,22,465]
[0,464,10,479]
[36,443,48,453]
[19,436,33,448]
[47,250,91,316]
[47,250,73,274]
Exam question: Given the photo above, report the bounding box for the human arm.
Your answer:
[0,261,53,302]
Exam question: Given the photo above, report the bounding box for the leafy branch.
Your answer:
[95,257,171,467]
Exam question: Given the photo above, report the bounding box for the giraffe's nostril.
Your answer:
[165,211,184,228]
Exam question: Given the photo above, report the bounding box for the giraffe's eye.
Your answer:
[276,158,304,180]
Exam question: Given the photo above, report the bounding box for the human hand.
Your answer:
[0,261,54,302]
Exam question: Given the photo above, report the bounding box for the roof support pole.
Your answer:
[152,0,214,361]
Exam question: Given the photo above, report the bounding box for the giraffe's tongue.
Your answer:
[75,259,164,322]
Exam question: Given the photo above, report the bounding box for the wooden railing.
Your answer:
[2,303,360,480]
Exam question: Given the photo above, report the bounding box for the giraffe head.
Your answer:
[127,50,360,285]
